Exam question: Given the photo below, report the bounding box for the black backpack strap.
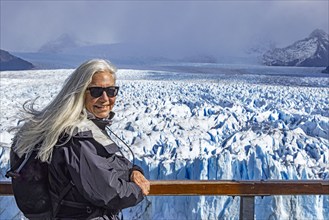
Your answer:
[5,151,33,178]
[59,200,93,215]
[51,180,75,216]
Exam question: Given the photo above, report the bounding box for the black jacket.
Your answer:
[48,117,144,219]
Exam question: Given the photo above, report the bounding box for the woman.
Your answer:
[11,59,150,219]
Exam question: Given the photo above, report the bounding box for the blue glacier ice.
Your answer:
[0,66,328,219]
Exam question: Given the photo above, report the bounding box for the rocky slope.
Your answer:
[263,29,329,67]
[0,49,34,71]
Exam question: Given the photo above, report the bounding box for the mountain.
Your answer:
[263,29,329,67]
[246,36,277,56]
[38,34,86,53]
[0,49,34,71]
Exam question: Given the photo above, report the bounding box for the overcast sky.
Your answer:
[1,1,328,55]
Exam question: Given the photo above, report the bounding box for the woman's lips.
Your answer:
[94,105,109,110]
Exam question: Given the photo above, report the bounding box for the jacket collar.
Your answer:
[86,110,115,130]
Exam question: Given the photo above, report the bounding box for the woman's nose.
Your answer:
[99,91,109,100]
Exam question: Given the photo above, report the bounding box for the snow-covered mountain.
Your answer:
[0,49,34,71]
[246,36,277,56]
[38,33,87,53]
[263,29,329,67]
[0,65,328,219]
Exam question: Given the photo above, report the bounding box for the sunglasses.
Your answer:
[86,86,119,98]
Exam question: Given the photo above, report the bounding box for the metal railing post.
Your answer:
[239,196,255,220]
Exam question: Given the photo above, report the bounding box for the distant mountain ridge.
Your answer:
[8,29,329,69]
[0,49,34,71]
[263,29,329,67]
[38,33,87,53]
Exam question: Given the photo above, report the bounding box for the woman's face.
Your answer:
[85,71,116,119]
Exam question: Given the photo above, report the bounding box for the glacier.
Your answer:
[0,64,328,220]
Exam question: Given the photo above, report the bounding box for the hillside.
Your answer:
[0,49,34,71]
[263,29,329,67]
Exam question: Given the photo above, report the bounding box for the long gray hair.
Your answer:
[13,59,117,162]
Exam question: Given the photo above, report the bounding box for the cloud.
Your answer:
[1,1,328,56]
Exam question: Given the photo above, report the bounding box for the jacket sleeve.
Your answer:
[63,138,144,210]
[129,165,145,180]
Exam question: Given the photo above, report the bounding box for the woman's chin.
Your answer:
[96,113,109,119]
[93,109,110,118]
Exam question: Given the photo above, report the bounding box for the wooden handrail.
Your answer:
[149,180,329,196]
[1,180,328,196]
[0,181,12,196]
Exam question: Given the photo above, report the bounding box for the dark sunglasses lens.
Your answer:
[105,88,118,97]
[89,87,103,98]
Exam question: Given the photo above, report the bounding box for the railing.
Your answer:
[1,180,328,219]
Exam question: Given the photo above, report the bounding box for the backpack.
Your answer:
[5,146,73,220]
